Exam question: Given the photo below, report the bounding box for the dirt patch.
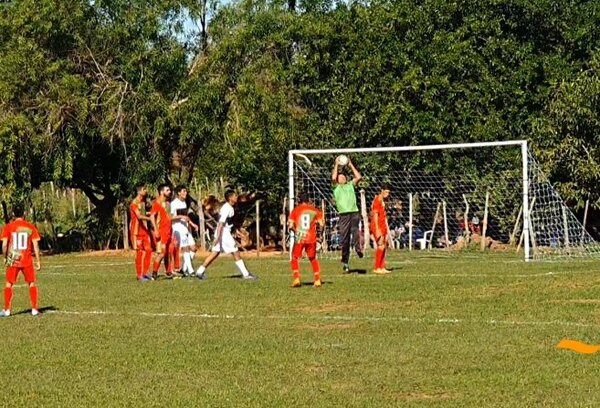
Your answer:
[396,391,457,401]
[294,302,361,314]
[454,283,530,298]
[72,248,285,258]
[295,301,414,314]
[299,323,356,331]
[547,299,600,305]
[75,250,130,257]
[305,363,328,373]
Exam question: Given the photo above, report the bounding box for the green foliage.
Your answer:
[2,0,600,245]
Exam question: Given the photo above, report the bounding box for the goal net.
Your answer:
[288,141,598,261]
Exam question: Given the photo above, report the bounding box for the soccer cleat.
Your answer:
[373,269,391,275]
[0,310,10,317]
[140,275,153,282]
[31,309,40,316]
[195,272,207,281]
[313,279,322,288]
[342,264,350,273]
[243,273,258,281]
[152,271,158,280]
[292,278,301,288]
[356,250,364,259]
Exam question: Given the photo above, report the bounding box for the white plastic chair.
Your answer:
[416,230,433,250]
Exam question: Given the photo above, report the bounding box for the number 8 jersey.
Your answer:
[1,218,41,268]
[289,203,323,244]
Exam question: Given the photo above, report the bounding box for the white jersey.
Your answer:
[213,202,237,253]
[170,198,189,231]
[218,202,235,231]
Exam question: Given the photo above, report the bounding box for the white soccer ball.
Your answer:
[337,155,349,166]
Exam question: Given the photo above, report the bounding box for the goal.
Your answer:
[288,140,598,261]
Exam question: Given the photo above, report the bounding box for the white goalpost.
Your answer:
[288,140,598,261]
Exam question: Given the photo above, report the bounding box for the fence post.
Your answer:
[481,191,489,251]
[443,201,449,248]
[256,200,261,257]
[582,199,590,243]
[281,196,287,253]
[123,206,129,250]
[409,193,413,251]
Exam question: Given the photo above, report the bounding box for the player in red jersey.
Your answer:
[370,184,391,274]
[288,193,324,288]
[0,205,42,317]
[130,185,155,281]
[150,184,174,279]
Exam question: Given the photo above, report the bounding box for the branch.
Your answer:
[73,182,103,208]
[170,97,189,110]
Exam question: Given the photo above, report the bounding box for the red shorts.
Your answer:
[370,224,388,240]
[133,235,152,251]
[292,242,317,259]
[155,234,172,255]
[6,265,35,284]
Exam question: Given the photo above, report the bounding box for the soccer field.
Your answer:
[1,251,599,407]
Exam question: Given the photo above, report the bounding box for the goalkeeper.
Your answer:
[331,156,363,273]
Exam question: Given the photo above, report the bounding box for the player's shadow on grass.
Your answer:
[225,274,248,279]
[348,268,368,274]
[300,281,332,287]
[13,305,57,316]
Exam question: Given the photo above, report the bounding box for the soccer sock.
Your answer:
[310,259,320,273]
[153,259,161,273]
[310,259,321,281]
[166,249,174,273]
[196,265,206,275]
[143,250,152,275]
[135,250,143,278]
[173,247,181,271]
[374,248,383,269]
[4,286,13,311]
[291,258,299,273]
[183,252,193,274]
[29,285,38,310]
[235,260,250,277]
[292,270,300,280]
[381,248,387,269]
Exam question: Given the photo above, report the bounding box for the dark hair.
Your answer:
[135,185,146,194]
[13,205,24,218]
[381,183,391,191]
[224,189,237,201]
[298,193,309,204]
[174,184,187,195]
[157,184,170,194]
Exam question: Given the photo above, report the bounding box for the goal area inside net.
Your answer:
[288,141,598,261]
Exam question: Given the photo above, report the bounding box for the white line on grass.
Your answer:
[46,262,133,269]
[45,309,598,328]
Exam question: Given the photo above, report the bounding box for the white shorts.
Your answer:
[173,227,193,248]
[212,230,238,254]
[186,233,196,248]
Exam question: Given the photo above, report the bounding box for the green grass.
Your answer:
[1,251,600,407]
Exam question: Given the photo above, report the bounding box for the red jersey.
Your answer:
[129,197,150,237]
[151,199,171,236]
[370,195,387,232]
[1,218,41,268]
[289,203,323,244]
